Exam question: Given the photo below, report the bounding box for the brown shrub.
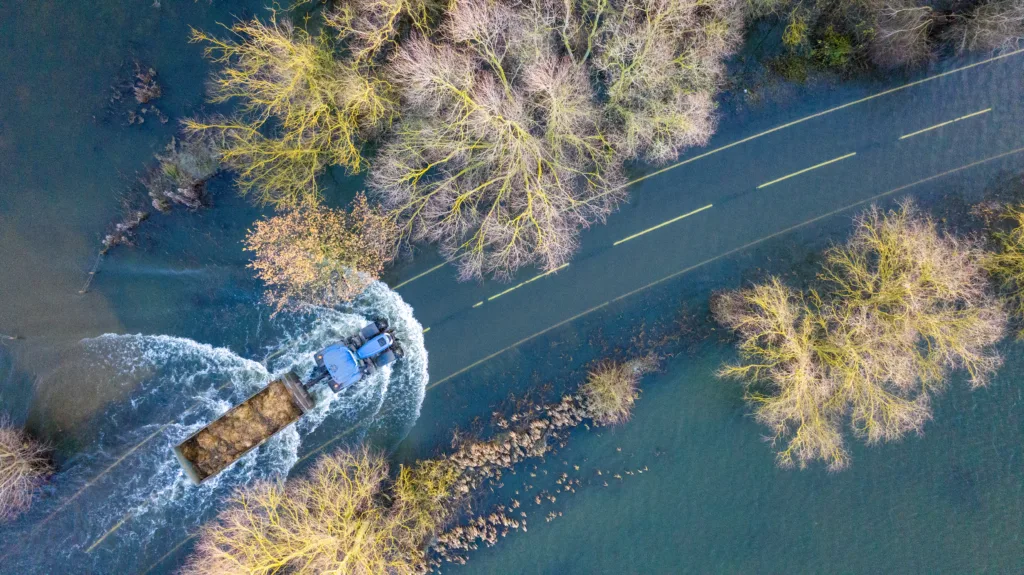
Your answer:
[943,0,1024,53]
[580,357,655,426]
[244,194,399,312]
[0,419,51,522]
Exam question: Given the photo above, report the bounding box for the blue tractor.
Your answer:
[172,318,405,484]
[306,318,404,393]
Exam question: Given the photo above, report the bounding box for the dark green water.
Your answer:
[2,0,1024,573]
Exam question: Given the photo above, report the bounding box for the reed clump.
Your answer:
[580,356,657,426]
[244,194,399,312]
[714,201,1008,471]
[0,418,51,522]
[142,134,220,212]
[983,203,1024,336]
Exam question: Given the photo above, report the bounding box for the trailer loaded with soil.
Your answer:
[173,319,403,484]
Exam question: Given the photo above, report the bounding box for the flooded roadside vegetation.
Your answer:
[2,0,1024,572]
[713,201,1009,470]
[182,350,658,574]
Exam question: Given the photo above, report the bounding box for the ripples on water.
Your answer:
[0,282,427,573]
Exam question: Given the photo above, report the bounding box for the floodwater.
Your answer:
[2,1,1024,573]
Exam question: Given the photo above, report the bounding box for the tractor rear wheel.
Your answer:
[376,350,397,368]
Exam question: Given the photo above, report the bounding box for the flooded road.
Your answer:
[2,0,1024,572]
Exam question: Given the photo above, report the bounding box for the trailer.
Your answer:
[173,320,403,485]
[173,372,313,484]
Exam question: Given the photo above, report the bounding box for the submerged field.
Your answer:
[2,0,1024,573]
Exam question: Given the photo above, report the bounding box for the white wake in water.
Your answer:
[42,281,427,560]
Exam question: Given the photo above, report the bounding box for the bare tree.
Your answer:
[0,419,51,522]
[371,1,625,281]
[592,0,743,163]
[182,447,442,575]
[370,0,742,279]
[943,0,1024,53]
[715,202,1008,471]
[324,0,445,65]
[186,17,397,209]
[867,0,935,69]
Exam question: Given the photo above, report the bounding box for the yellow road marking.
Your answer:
[613,204,713,246]
[899,107,993,140]
[757,152,857,189]
[422,327,430,333]
[140,534,197,575]
[425,146,1024,391]
[392,262,447,290]
[86,512,133,553]
[472,301,483,308]
[487,264,569,302]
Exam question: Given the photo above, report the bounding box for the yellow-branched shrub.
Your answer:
[181,447,438,575]
[187,17,397,209]
[391,458,462,537]
[581,359,653,426]
[984,203,1024,336]
[714,202,1007,471]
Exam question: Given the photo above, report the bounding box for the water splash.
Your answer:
[2,281,426,573]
